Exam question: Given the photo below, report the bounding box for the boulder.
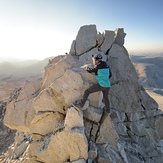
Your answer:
[76,25,97,55]
[64,107,84,130]
[42,56,73,88]
[47,129,88,162]
[17,81,41,100]
[83,106,103,123]
[100,30,115,53]
[88,141,97,161]
[4,81,41,132]
[108,44,138,83]
[114,28,126,46]
[33,87,66,114]
[14,141,29,159]
[96,31,104,47]
[27,129,88,163]
[30,112,64,136]
[69,40,76,55]
[33,69,84,113]
[96,112,119,147]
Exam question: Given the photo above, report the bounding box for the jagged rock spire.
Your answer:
[3,25,163,163]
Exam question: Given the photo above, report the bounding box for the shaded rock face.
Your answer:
[2,24,163,163]
[0,87,24,162]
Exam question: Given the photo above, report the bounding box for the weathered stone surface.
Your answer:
[155,116,163,139]
[137,89,158,110]
[96,113,119,147]
[23,160,41,163]
[97,148,112,163]
[29,129,88,163]
[14,141,29,159]
[50,69,83,107]
[4,100,28,132]
[115,123,128,136]
[4,81,41,132]
[76,25,97,55]
[83,106,103,122]
[146,128,160,143]
[17,81,41,101]
[42,56,73,88]
[159,140,163,153]
[144,108,163,117]
[108,44,138,83]
[33,87,66,114]
[14,132,27,146]
[114,28,126,46]
[90,124,99,142]
[129,121,147,137]
[31,134,43,141]
[88,141,97,161]
[97,144,123,163]
[33,69,83,113]
[144,156,163,163]
[25,99,36,128]
[96,31,104,47]
[64,107,84,130]
[100,30,115,53]
[69,40,76,55]
[105,144,124,163]
[117,142,129,163]
[30,112,64,135]
[110,82,143,113]
[72,159,86,163]
[111,109,126,122]
[25,141,42,162]
[84,120,92,139]
[127,111,146,121]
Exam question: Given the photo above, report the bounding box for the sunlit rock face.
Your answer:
[3,24,163,163]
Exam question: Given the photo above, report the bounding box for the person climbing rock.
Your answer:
[74,54,111,113]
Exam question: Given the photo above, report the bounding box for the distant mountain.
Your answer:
[131,53,163,94]
[0,56,54,82]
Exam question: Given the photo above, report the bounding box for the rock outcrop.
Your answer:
[2,24,163,163]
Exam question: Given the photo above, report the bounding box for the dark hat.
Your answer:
[92,54,102,61]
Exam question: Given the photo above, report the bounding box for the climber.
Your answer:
[73,54,111,113]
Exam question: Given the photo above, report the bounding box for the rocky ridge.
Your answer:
[1,25,163,163]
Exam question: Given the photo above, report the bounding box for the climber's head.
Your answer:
[92,54,102,65]
[92,54,102,61]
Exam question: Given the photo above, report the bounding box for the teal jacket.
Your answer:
[87,61,111,88]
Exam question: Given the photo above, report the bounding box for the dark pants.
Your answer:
[82,83,110,113]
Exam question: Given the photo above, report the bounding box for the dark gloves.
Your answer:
[86,67,92,73]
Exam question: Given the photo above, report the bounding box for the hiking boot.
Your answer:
[72,100,89,111]
[72,99,84,110]
[76,99,84,105]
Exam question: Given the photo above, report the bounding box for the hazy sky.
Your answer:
[0,0,163,60]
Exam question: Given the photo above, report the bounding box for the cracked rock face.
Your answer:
[3,24,163,163]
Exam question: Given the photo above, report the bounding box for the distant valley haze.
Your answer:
[0,57,54,81]
[131,53,163,110]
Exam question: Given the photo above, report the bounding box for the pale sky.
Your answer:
[0,0,163,60]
